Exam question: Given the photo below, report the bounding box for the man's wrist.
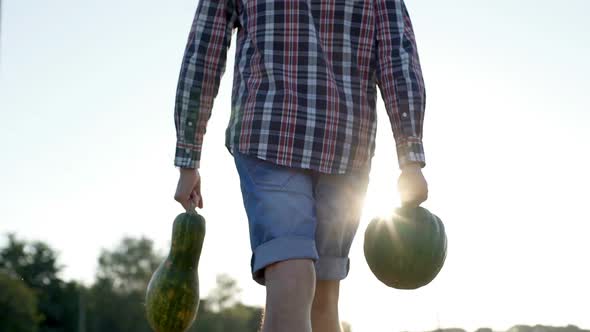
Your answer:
[396,137,425,170]
[401,162,423,172]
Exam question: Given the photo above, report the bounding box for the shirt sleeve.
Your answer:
[374,0,426,169]
[174,0,239,169]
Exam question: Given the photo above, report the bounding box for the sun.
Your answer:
[360,171,400,225]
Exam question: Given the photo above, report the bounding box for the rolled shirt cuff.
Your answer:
[396,138,425,169]
[174,142,201,169]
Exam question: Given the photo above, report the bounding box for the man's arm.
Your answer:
[375,0,426,169]
[174,0,239,169]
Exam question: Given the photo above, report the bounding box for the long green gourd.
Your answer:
[145,207,206,332]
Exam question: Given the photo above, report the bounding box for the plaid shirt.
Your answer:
[174,0,426,173]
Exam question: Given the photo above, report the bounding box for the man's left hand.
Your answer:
[397,164,428,208]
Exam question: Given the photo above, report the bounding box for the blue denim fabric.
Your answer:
[233,152,370,285]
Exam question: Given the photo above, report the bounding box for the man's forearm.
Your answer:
[173,0,238,169]
[375,0,426,169]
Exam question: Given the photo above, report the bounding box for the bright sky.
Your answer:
[1,0,589,331]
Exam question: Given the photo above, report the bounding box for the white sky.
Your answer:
[1,1,589,331]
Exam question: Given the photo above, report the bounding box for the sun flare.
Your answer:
[360,178,401,224]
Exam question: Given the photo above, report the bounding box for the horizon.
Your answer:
[1,0,589,331]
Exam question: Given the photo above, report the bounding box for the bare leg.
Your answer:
[261,259,316,332]
[311,280,342,332]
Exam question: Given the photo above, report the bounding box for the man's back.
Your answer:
[174,0,426,174]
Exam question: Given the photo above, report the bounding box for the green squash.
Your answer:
[145,209,206,332]
[364,206,447,289]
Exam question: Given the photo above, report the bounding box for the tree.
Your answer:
[188,275,262,332]
[87,236,164,332]
[206,273,242,312]
[0,233,80,332]
[0,233,62,289]
[95,236,163,294]
[509,326,533,332]
[0,272,40,332]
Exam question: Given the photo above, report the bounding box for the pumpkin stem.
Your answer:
[188,201,196,214]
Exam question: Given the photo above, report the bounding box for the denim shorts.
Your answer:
[233,152,370,285]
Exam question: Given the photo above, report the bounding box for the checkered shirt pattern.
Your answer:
[174,0,426,173]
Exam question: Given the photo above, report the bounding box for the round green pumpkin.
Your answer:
[363,206,447,289]
[145,210,206,332]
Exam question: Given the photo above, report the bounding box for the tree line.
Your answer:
[0,233,267,332]
[430,327,589,332]
[2,233,585,332]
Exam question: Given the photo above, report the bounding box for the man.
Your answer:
[173,0,428,331]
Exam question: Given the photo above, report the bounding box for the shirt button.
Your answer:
[402,112,408,118]
[185,148,190,153]
[188,121,192,126]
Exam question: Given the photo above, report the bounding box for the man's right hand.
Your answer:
[174,168,203,211]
